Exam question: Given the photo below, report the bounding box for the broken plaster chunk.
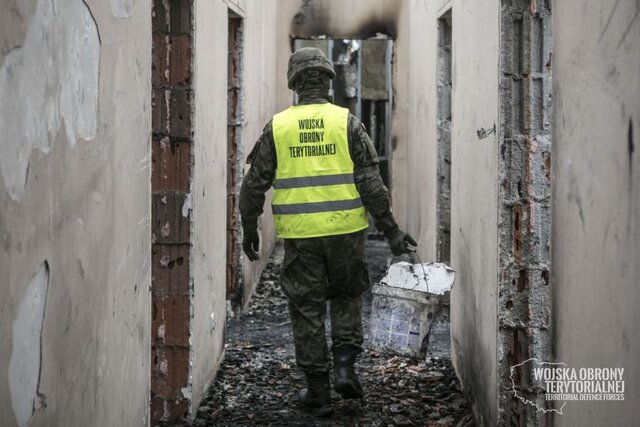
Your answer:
[380,261,455,295]
[157,323,166,341]
[181,387,192,400]
[160,221,171,237]
[9,262,49,427]
[181,193,192,218]
[159,255,171,268]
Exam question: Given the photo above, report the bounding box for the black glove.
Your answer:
[385,228,417,256]
[242,229,260,262]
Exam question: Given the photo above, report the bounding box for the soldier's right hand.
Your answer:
[243,229,260,262]
[386,229,417,256]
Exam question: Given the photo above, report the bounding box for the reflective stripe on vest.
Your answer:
[271,103,368,238]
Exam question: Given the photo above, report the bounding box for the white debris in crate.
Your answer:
[379,262,455,295]
[368,286,438,357]
[367,262,455,357]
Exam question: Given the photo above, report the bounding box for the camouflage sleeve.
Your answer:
[239,121,276,231]
[348,115,399,234]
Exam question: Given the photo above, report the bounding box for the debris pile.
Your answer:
[189,241,474,427]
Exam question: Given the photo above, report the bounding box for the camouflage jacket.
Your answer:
[239,92,398,235]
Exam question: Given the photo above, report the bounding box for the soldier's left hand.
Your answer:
[386,229,417,256]
[243,229,260,261]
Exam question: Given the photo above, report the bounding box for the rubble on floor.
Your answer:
[189,241,474,427]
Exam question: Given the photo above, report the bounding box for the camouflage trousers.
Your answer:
[280,229,369,374]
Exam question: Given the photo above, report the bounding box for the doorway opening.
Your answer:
[436,11,452,264]
[226,11,244,311]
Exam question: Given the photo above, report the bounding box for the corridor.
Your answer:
[1,1,638,426]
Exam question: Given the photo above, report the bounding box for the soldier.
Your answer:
[239,47,416,417]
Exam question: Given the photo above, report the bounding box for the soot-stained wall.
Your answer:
[553,0,640,425]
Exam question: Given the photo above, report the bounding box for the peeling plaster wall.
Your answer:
[0,1,37,58]
[0,0,151,425]
[0,0,100,200]
[448,1,500,425]
[553,0,640,425]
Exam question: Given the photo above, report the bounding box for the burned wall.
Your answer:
[447,1,501,425]
[552,0,640,425]
[0,0,151,426]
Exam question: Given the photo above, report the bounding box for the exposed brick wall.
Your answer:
[498,0,553,424]
[151,0,193,424]
[226,16,243,308]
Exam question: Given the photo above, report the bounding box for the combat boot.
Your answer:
[298,372,333,417]
[333,347,364,399]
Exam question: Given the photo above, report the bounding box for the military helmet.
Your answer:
[287,47,336,89]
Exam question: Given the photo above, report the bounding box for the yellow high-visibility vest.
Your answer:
[271,103,368,238]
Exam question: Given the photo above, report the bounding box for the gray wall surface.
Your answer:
[191,0,230,410]
[552,0,639,425]
[448,1,500,424]
[0,0,152,426]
